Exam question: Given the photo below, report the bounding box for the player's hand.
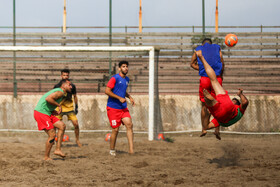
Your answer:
[129,97,135,106]
[75,105,78,115]
[195,50,203,58]
[119,97,126,103]
[57,105,62,115]
[237,88,243,96]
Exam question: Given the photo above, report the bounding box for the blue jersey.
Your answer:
[196,43,223,77]
[106,74,129,109]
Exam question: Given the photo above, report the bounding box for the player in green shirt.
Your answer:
[34,79,72,160]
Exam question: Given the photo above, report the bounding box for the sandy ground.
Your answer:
[0,132,279,187]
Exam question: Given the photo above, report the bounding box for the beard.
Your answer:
[121,70,128,75]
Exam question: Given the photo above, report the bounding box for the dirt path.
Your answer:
[0,132,279,186]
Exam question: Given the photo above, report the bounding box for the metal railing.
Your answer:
[0,25,280,33]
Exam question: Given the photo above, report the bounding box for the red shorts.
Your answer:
[208,93,236,123]
[34,110,60,131]
[199,76,223,102]
[107,107,131,128]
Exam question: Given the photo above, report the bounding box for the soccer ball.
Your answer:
[225,34,238,47]
[63,134,70,142]
[105,133,111,141]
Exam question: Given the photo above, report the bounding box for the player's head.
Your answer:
[118,61,129,75]
[232,98,241,105]
[202,38,212,45]
[60,79,72,92]
[61,69,70,80]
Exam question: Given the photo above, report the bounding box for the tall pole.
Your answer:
[63,0,66,33]
[202,0,205,36]
[109,0,112,76]
[215,0,218,33]
[139,0,142,33]
[13,0,17,98]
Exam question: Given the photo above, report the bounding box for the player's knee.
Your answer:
[112,127,119,133]
[61,123,66,130]
[126,122,133,130]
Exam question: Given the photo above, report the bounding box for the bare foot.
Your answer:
[128,151,134,154]
[214,132,221,140]
[200,130,207,137]
[44,157,53,161]
[54,150,66,158]
[76,140,82,147]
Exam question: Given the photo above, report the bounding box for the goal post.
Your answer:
[0,46,160,141]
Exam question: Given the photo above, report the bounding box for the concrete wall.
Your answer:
[0,94,279,132]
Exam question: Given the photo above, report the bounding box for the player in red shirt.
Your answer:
[195,50,249,140]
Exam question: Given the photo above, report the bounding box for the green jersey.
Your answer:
[35,88,65,116]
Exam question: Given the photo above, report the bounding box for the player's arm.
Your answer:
[126,92,135,106]
[105,77,126,103]
[190,52,199,71]
[72,84,78,114]
[73,93,78,114]
[220,50,225,78]
[46,91,64,114]
[105,87,126,103]
[237,88,249,110]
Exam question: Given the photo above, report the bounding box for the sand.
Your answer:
[0,132,279,186]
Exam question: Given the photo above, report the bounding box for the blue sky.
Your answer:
[0,0,279,32]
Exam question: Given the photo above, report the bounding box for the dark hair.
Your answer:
[202,38,212,44]
[61,69,70,74]
[119,61,129,67]
[232,98,241,105]
[59,79,70,86]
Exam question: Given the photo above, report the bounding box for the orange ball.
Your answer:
[63,134,70,142]
[105,133,111,141]
[225,33,238,47]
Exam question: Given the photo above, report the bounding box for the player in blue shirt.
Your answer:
[105,61,135,156]
[190,38,225,138]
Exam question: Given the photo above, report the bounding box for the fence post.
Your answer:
[260,25,263,58]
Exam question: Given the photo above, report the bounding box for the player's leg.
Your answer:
[199,77,211,137]
[53,120,66,157]
[122,117,134,154]
[43,128,56,160]
[110,126,119,155]
[68,113,82,147]
[200,103,211,137]
[71,120,82,147]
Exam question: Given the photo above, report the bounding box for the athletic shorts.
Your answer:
[107,107,131,128]
[199,76,223,102]
[56,111,77,121]
[208,93,236,123]
[34,110,60,131]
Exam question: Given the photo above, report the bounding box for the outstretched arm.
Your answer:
[190,52,199,70]
[237,89,249,110]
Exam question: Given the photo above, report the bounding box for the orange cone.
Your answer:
[157,133,165,140]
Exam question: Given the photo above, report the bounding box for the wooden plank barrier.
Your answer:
[0,32,279,94]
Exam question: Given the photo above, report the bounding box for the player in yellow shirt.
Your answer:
[54,69,82,147]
